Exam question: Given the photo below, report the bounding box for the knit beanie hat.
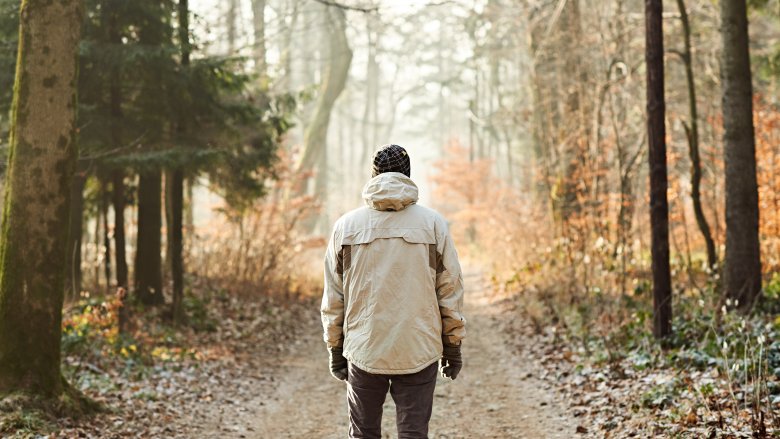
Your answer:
[371,144,411,178]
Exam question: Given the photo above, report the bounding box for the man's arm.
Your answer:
[435,219,466,347]
[321,224,348,381]
[321,226,345,348]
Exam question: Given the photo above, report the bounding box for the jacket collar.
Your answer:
[362,172,419,211]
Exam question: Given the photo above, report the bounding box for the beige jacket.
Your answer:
[321,172,466,375]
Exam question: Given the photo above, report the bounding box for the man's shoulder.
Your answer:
[334,206,371,229]
[407,204,448,225]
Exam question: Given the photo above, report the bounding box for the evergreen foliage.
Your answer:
[76,0,294,197]
[0,0,295,202]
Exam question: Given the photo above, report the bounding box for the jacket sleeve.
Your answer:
[321,223,345,348]
[435,218,466,347]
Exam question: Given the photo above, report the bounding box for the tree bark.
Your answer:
[0,0,83,396]
[675,0,718,273]
[720,0,762,309]
[645,0,672,340]
[134,171,164,305]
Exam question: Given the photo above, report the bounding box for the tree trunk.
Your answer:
[0,0,83,396]
[65,167,86,298]
[251,0,266,79]
[297,6,352,216]
[164,171,172,282]
[170,169,184,323]
[720,0,762,309]
[170,0,190,324]
[112,170,127,289]
[101,176,111,288]
[645,0,672,340]
[360,20,378,168]
[558,0,588,221]
[108,5,127,291]
[184,177,193,232]
[134,171,164,305]
[277,0,299,91]
[675,0,718,273]
[227,0,238,54]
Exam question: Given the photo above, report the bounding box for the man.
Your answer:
[321,144,466,439]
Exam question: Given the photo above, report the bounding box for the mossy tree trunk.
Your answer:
[0,0,83,397]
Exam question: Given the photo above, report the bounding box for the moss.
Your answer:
[0,0,83,407]
[0,380,102,436]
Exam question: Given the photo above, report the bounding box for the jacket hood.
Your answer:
[362,172,419,211]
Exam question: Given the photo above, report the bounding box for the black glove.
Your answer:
[440,344,462,380]
[329,346,348,381]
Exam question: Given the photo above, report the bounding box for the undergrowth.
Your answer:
[502,253,780,436]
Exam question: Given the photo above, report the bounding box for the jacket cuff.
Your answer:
[442,335,461,347]
[326,338,344,349]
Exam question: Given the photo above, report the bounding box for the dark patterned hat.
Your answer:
[371,144,411,178]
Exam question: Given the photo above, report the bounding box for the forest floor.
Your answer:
[16,268,581,439]
[13,266,769,438]
[234,270,573,439]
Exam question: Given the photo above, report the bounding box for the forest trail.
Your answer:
[210,269,573,438]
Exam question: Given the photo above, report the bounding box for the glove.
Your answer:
[440,344,462,380]
[329,346,348,381]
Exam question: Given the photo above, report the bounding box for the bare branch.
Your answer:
[311,0,377,13]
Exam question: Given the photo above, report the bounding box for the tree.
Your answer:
[645,0,672,339]
[721,0,762,310]
[135,169,164,305]
[674,0,717,273]
[297,5,352,219]
[251,0,267,79]
[0,0,83,396]
[170,0,190,324]
[65,165,86,297]
[132,0,172,306]
[107,0,128,291]
[0,0,19,136]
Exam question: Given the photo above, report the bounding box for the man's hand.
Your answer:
[329,346,348,381]
[440,344,462,380]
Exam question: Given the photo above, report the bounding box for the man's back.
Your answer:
[321,145,465,439]
[329,176,458,373]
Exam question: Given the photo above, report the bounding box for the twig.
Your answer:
[311,0,377,13]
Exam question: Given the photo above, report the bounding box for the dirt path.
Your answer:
[211,270,573,438]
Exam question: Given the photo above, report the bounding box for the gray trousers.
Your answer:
[346,361,438,439]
